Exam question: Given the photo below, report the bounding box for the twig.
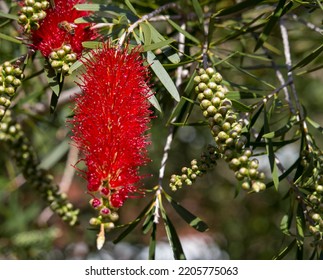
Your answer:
[118,3,180,46]
[289,14,323,34]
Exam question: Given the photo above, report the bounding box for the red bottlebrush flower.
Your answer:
[28,0,96,58]
[70,44,152,210]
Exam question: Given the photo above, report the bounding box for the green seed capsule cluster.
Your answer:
[0,62,23,122]
[299,149,323,244]
[171,67,266,192]
[49,44,77,75]
[18,0,49,33]
[0,111,79,226]
[170,145,219,191]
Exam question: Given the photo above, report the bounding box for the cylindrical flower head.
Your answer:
[70,44,152,209]
[28,0,96,58]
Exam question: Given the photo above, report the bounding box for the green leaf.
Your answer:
[216,0,265,16]
[296,204,305,240]
[113,200,154,244]
[39,139,69,170]
[140,22,152,45]
[44,60,64,113]
[191,0,204,24]
[143,38,175,52]
[148,222,157,260]
[280,214,291,235]
[164,192,209,232]
[0,33,22,44]
[166,18,200,45]
[264,106,279,190]
[291,43,323,70]
[160,204,186,260]
[147,51,180,101]
[231,99,251,112]
[82,41,104,49]
[273,239,296,260]
[255,0,292,51]
[147,22,181,64]
[148,92,162,112]
[226,91,262,99]
[0,11,18,20]
[125,0,139,16]
[306,116,323,134]
[263,115,298,138]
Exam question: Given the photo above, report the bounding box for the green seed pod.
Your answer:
[200,73,210,83]
[215,91,225,99]
[18,14,28,24]
[5,75,14,84]
[239,155,248,164]
[248,168,258,179]
[51,60,64,68]
[217,131,228,141]
[198,82,208,92]
[57,49,66,59]
[198,68,206,75]
[191,159,198,166]
[200,99,212,110]
[61,64,70,74]
[4,66,13,74]
[311,213,321,222]
[12,78,22,87]
[222,122,231,132]
[316,185,323,193]
[5,86,15,96]
[218,106,228,117]
[33,2,42,11]
[104,222,115,230]
[211,96,221,107]
[249,159,259,169]
[203,88,213,99]
[63,44,72,54]
[206,105,217,116]
[208,82,217,90]
[192,164,199,171]
[41,1,50,10]
[205,67,215,77]
[25,6,34,16]
[194,75,201,84]
[221,98,232,107]
[225,137,235,147]
[213,72,223,83]
[26,0,35,6]
[241,181,251,190]
[197,93,204,101]
[213,113,223,124]
[235,171,244,181]
[0,86,5,94]
[30,14,39,22]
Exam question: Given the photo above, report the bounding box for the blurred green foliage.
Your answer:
[0,0,323,259]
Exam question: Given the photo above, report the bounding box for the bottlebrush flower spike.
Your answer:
[70,43,152,231]
[25,0,96,58]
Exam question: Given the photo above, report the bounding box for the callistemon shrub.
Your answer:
[21,0,96,74]
[70,44,152,233]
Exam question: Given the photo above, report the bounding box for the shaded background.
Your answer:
[0,0,322,259]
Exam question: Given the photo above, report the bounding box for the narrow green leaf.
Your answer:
[264,106,279,190]
[164,193,209,232]
[231,99,251,112]
[142,212,154,234]
[306,116,323,134]
[296,63,323,75]
[82,41,104,49]
[255,0,291,51]
[147,22,181,64]
[125,0,139,16]
[291,43,323,70]
[39,140,69,170]
[113,200,154,244]
[263,116,298,138]
[44,60,64,113]
[273,239,296,260]
[148,222,157,260]
[166,18,200,45]
[0,11,18,20]
[160,207,186,260]
[140,22,152,45]
[296,204,305,240]
[216,0,265,16]
[143,38,175,52]
[226,91,262,99]
[148,93,162,112]
[0,33,22,44]
[280,214,291,235]
[147,51,180,101]
[191,0,204,24]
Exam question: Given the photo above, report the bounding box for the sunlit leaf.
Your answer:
[148,222,157,260]
[0,11,18,20]
[143,38,175,52]
[166,18,200,45]
[113,200,154,244]
[255,0,293,51]
[164,192,209,232]
[191,0,204,24]
[147,51,180,101]
[216,0,265,16]
[273,239,296,260]
[291,43,323,70]
[0,33,22,44]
